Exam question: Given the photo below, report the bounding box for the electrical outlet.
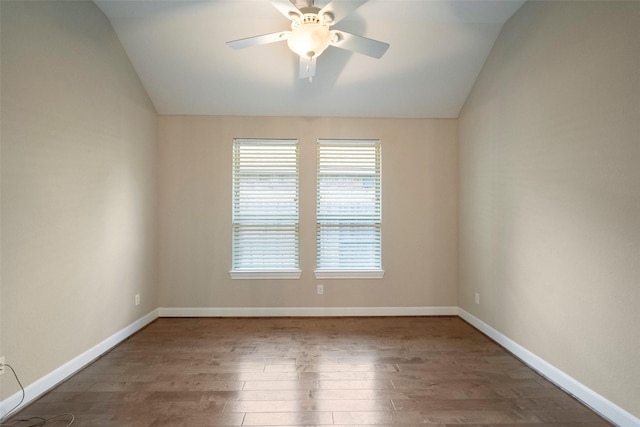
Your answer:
[0,356,5,375]
[475,292,480,305]
[135,294,140,306]
[317,285,324,295]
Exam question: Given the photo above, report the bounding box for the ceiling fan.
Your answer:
[226,0,389,81]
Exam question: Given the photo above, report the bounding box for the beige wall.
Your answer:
[458,0,640,418]
[0,1,157,399]
[158,116,458,309]
[0,0,3,382]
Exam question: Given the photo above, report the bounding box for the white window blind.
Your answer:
[231,139,299,277]
[316,139,382,275]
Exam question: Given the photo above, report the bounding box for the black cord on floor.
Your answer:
[0,364,74,427]
[1,414,74,427]
[0,364,25,423]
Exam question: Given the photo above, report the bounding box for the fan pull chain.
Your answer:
[306,55,313,83]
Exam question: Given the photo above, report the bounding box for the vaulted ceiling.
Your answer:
[95,0,525,118]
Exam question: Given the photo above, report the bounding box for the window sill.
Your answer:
[314,270,385,279]
[229,270,301,280]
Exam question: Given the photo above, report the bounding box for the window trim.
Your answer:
[230,269,302,280]
[314,269,384,280]
[229,138,300,279]
[315,139,383,279]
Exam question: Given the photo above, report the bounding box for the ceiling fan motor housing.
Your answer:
[287,8,332,58]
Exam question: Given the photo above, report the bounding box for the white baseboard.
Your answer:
[458,309,639,427]
[158,306,459,317]
[0,309,159,419]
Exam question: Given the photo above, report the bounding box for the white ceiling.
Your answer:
[95,0,525,118]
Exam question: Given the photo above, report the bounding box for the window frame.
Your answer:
[314,139,384,279]
[229,138,301,280]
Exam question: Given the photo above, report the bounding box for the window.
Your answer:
[230,139,300,279]
[316,139,383,279]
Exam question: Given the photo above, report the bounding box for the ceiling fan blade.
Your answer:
[319,0,367,25]
[270,0,302,21]
[331,30,389,58]
[299,56,316,80]
[227,31,290,50]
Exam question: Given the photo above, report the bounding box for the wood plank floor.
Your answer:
[6,316,612,426]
